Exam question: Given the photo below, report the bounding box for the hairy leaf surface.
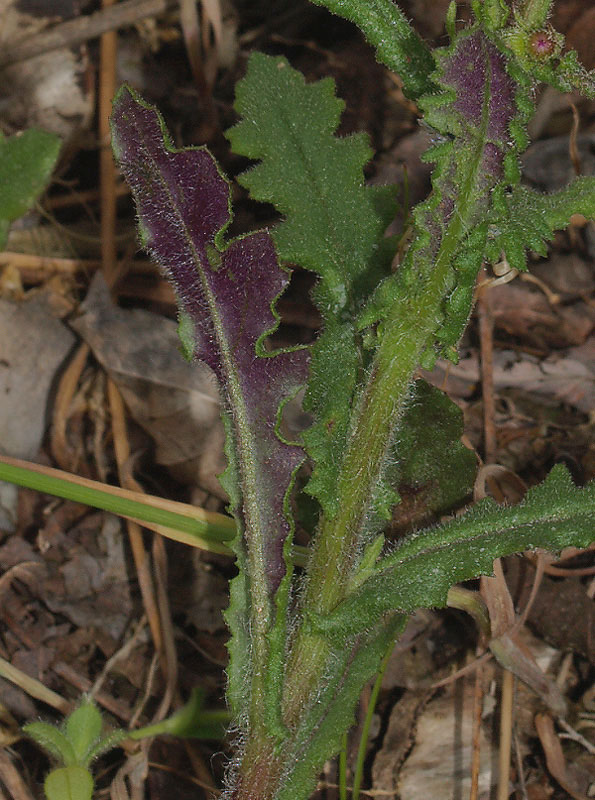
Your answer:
[311,465,594,640]
[487,177,595,270]
[227,53,397,517]
[277,615,406,800]
[110,87,309,725]
[390,381,476,520]
[307,0,437,101]
[360,25,527,359]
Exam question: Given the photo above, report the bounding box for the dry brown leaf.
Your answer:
[71,274,226,497]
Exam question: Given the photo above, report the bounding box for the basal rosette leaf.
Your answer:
[110,86,309,727]
[227,53,398,517]
[310,465,595,641]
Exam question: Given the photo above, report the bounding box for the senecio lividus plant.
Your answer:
[110,1,595,797]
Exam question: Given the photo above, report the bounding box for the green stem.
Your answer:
[281,33,494,728]
[338,731,348,800]
[308,0,437,101]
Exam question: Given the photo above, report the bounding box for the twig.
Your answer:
[497,669,514,800]
[100,0,119,289]
[0,0,178,69]
[0,751,36,800]
[52,661,133,722]
[107,379,164,657]
[0,656,71,715]
[468,664,484,800]
[477,271,496,463]
[51,342,90,473]
[90,616,149,699]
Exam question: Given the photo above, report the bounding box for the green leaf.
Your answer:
[359,23,531,361]
[311,465,595,640]
[391,380,476,519]
[23,722,77,767]
[306,0,437,101]
[276,615,407,800]
[0,128,60,250]
[487,177,595,270]
[44,767,93,800]
[227,53,397,517]
[64,700,102,766]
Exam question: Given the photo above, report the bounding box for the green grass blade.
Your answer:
[0,455,234,552]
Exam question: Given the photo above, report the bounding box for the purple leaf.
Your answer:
[110,86,309,595]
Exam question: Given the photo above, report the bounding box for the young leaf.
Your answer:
[0,128,61,249]
[23,721,77,766]
[110,86,309,733]
[227,53,397,517]
[44,767,93,800]
[311,465,595,640]
[360,24,527,357]
[65,699,102,766]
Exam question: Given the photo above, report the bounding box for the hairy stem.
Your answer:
[282,59,493,725]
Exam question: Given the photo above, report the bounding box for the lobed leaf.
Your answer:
[227,52,397,517]
[310,465,595,640]
[389,380,477,521]
[486,177,595,270]
[359,24,528,362]
[111,85,308,593]
[110,87,309,730]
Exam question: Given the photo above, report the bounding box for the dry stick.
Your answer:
[151,532,178,717]
[468,276,498,800]
[477,275,497,465]
[0,751,36,800]
[478,277,517,800]
[90,615,149,699]
[569,103,582,177]
[107,379,164,659]
[47,182,130,210]
[478,274,517,799]
[497,670,515,800]
[0,251,155,276]
[50,342,91,473]
[0,0,178,68]
[100,0,119,291]
[469,650,486,800]
[0,656,71,715]
[52,661,133,722]
[99,0,170,730]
